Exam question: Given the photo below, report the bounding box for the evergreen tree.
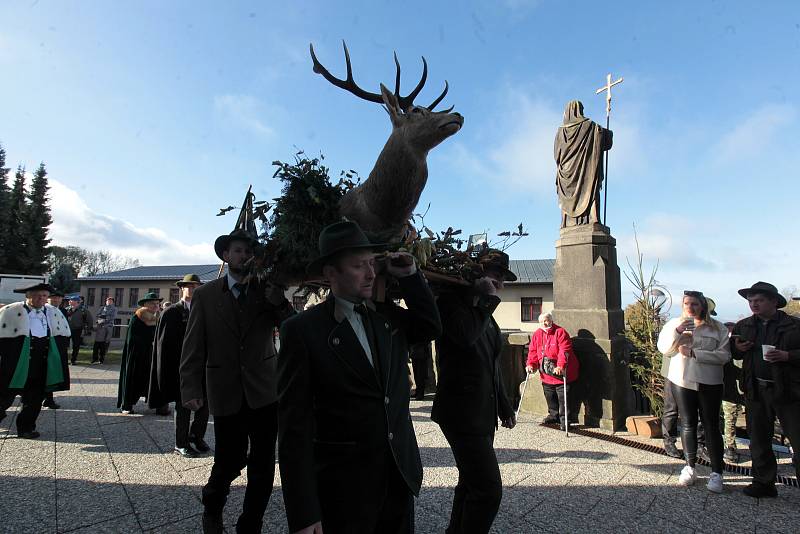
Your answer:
[0,144,10,270]
[4,166,28,273]
[23,162,52,274]
[50,262,79,293]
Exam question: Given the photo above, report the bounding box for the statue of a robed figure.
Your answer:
[554,100,613,228]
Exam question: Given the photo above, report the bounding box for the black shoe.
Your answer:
[42,400,60,409]
[723,446,738,463]
[663,440,682,459]
[155,406,171,416]
[202,512,224,534]
[190,436,211,453]
[743,482,777,498]
[18,430,41,439]
[120,406,135,414]
[697,445,710,463]
[70,360,76,365]
[541,415,559,425]
[414,391,425,400]
[174,445,199,458]
[235,517,263,534]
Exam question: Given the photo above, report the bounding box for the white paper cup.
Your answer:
[762,344,776,360]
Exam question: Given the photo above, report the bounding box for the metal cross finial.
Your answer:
[595,73,623,227]
[596,73,623,117]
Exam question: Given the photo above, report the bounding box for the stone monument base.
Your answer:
[550,223,631,431]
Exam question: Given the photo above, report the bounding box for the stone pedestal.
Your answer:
[551,223,630,431]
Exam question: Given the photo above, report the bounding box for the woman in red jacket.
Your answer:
[525,312,580,429]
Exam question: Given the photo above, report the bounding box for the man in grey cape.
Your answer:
[554,100,613,228]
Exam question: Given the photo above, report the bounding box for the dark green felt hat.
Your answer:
[306,221,385,277]
[137,292,164,306]
[176,274,202,287]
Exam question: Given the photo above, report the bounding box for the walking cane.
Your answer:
[563,360,569,437]
[516,370,531,419]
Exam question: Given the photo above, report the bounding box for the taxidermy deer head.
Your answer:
[310,41,464,241]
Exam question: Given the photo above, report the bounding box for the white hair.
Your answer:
[538,312,553,323]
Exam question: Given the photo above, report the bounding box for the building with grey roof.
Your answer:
[77,259,556,344]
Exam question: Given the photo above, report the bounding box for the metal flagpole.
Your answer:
[595,73,623,227]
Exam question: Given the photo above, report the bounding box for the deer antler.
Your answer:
[310,40,451,112]
[310,41,384,104]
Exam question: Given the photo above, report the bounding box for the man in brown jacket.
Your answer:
[180,228,295,533]
[731,281,800,499]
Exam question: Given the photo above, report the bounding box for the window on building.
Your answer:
[128,288,139,308]
[521,297,543,322]
[169,288,179,303]
[147,288,160,298]
[87,288,96,306]
[100,288,110,304]
[114,288,124,307]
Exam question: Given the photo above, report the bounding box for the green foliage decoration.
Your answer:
[623,228,669,418]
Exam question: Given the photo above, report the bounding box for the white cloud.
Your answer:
[49,179,217,265]
[213,94,274,137]
[713,103,796,164]
[486,92,562,193]
[616,213,797,320]
[617,214,717,271]
[449,89,644,195]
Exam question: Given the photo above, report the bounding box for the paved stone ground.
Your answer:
[1,364,798,534]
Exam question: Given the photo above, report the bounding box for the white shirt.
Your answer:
[334,296,374,367]
[28,306,49,338]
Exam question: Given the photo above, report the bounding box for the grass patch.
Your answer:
[71,347,124,366]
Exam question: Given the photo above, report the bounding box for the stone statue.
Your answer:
[554,100,613,228]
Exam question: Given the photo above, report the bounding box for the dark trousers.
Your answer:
[662,378,705,446]
[541,382,574,423]
[91,341,109,363]
[202,401,277,531]
[16,339,49,433]
[442,429,502,534]
[320,452,414,533]
[175,400,209,447]
[70,329,82,363]
[411,357,429,398]
[746,382,800,486]
[671,382,724,473]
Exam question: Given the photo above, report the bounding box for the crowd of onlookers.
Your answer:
[654,282,799,498]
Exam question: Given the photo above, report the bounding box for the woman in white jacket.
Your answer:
[658,291,731,493]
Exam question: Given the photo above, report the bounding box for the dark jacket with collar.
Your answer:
[180,276,295,417]
[276,271,441,532]
[148,300,190,407]
[432,288,514,435]
[731,310,800,403]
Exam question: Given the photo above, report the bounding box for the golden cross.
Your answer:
[595,73,623,117]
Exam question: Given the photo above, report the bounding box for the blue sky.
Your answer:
[1,1,799,318]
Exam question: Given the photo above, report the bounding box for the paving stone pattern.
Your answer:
[1,364,797,533]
